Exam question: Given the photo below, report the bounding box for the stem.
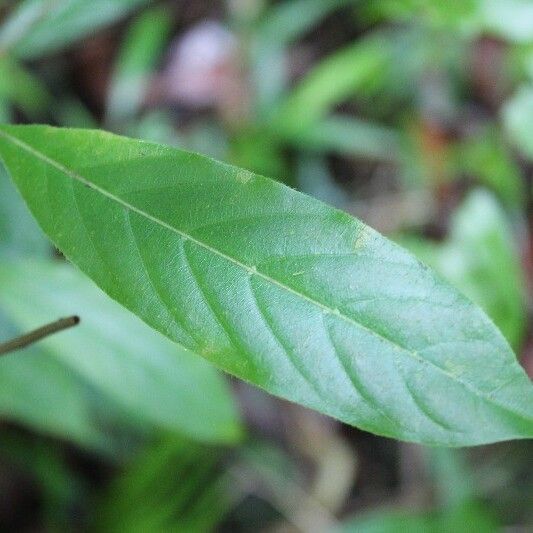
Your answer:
[0,316,80,356]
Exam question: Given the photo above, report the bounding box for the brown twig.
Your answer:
[0,316,80,356]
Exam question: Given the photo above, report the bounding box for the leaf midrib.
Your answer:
[0,127,526,419]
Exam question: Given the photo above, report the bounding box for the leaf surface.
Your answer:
[400,190,526,351]
[0,124,532,446]
[0,164,50,257]
[0,308,111,449]
[0,258,241,444]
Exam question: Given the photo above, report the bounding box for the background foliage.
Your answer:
[0,0,532,531]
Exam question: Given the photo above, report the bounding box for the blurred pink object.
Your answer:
[161,20,246,116]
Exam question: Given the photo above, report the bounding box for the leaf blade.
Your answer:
[0,258,242,445]
[9,0,150,59]
[0,124,531,446]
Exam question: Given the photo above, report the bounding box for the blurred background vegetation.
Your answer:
[0,0,532,531]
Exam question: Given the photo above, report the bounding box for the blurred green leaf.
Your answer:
[1,125,532,446]
[125,110,181,146]
[476,0,533,43]
[441,501,499,533]
[256,0,353,48]
[95,435,235,532]
[106,6,172,125]
[361,0,533,43]
[182,120,230,161]
[426,448,475,509]
[0,98,11,123]
[0,259,242,444]
[454,127,525,207]
[0,0,50,52]
[230,126,287,179]
[9,0,151,59]
[401,190,527,351]
[341,442,499,532]
[439,190,527,351]
[360,0,478,29]
[503,85,533,160]
[272,35,391,134]
[54,97,98,129]
[284,115,399,161]
[0,164,50,257]
[0,432,87,529]
[128,114,229,160]
[252,0,355,112]
[296,154,347,208]
[340,502,498,533]
[0,309,113,450]
[0,56,52,119]
[430,454,500,530]
[340,510,436,533]
[352,25,466,122]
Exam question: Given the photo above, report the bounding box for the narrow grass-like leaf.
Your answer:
[271,35,390,134]
[106,7,172,125]
[0,124,532,446]
[282,115,399,161]
[252,0,355,111]
[9,0,150,59]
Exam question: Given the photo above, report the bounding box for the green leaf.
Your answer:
[475,0,533,43]
[400,190,527,352]
[340,444,499,532]
[0,258,242,445]
[0,309,112,450]
[0,99,11,124]
[271,35,391,135]
[0,0,48,52]
[0,432,87,529]
[0,124,532,446]
[0,163,50,257]
[340,502,498,533]
[252,0,355,112]
[426,448,475,509]
[95,436,234,532]
[8,0,150,59]
[440,191,527,351]
[0,56,52,119]
[0,304,146,456]
[256,0,354,48]
[340,509,436,533]
[296,154,347,209]
[503,85,533,160]
[454,127,525,208]
[54,96,98,129]
[283,115,399,161]
[106,6,172,125]
[360,0,478,29]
